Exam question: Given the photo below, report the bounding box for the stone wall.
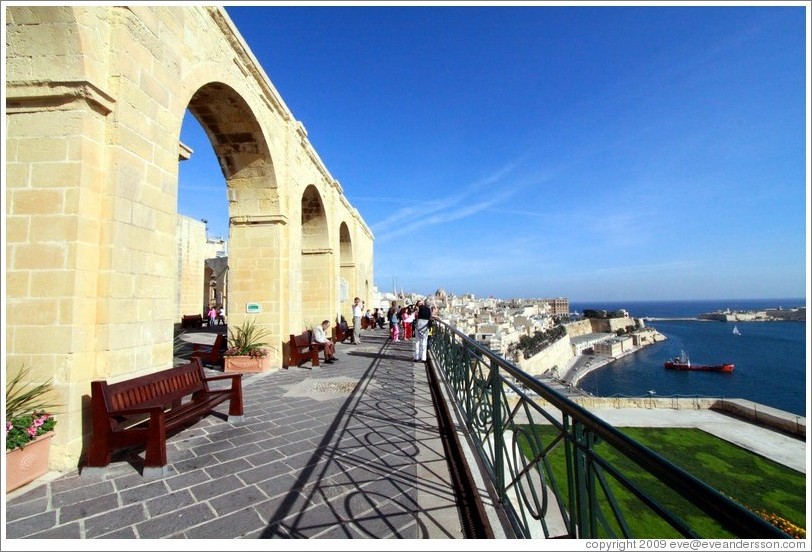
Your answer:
[517,334,574,378]
[5,6,374,469]
[176,215,207,320]
[589,316,636,333]
[563,319,593,337]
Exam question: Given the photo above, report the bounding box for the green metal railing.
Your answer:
[428,320,791,539]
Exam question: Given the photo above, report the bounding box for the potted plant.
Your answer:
[5,364,59,492]
[223,318,274,373]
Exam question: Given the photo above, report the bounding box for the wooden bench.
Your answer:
[86,358,244,477]
[332,319,354,343]
[287,330,320,368]
[190,333,226,367]
[181,314,204,329]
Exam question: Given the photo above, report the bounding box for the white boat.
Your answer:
[732,325,741,336]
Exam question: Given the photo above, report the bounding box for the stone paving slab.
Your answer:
[4,328,463,541]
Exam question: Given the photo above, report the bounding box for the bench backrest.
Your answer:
[201,333,226,355]
[291,331,312,349]
[96,359,207,413]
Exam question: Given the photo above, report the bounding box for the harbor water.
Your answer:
[571,299,807,417]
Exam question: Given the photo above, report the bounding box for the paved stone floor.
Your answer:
[4,328,464,540]
[5,325,806,543]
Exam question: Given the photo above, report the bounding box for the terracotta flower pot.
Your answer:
[223,355,271,373]
[6,431,54,493]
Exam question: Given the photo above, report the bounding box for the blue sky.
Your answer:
[178,3,809,303]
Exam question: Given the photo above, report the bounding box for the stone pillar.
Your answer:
[5,81,114,469]
[228,215,287,366]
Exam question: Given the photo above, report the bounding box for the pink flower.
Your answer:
[33,415,47,427]
[27,426,38,437]
[5,421,12,433]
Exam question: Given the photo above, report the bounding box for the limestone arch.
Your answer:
[5,7,105,85]
[301,185,332,327]
[338,222,356,318]
[365,279,371,308]
[181,81,283,339]
[186,82,279,196]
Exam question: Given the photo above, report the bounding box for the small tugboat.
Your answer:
[664,350,734,373]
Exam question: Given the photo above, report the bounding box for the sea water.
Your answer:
[570,299,807,417]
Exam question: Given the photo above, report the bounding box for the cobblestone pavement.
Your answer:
[4,328,463,540]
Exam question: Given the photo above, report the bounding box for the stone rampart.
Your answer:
[517,334,574,378]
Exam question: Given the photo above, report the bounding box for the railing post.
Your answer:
[572,421,590,538]
[490,356,505,503]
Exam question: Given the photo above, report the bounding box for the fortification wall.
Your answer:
[518,334,574,378]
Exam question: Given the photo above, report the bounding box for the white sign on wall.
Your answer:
[339,278,348,303]
[246,303,261,314]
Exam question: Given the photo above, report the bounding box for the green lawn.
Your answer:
[515,425,806,538]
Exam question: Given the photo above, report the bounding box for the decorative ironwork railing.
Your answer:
[428,320,791,539]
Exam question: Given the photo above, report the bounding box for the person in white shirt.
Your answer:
[312,320,337,364]
[351,297,363,344]
[413,299,435,362]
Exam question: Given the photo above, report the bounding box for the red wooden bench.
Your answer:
[332,319,354,343]
[181,314,204,329]
[287,330,320,368]
[190,333,226,367]
[86,358,243,477]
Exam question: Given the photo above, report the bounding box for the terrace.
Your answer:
[5,323,803,540]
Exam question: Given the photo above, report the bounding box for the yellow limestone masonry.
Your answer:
[5,6,374,470]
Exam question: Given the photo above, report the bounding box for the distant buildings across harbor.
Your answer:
[698,306,806,322]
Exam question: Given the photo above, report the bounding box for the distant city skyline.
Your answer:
[178,3,809,303]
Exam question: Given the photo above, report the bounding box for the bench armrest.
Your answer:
[107,405,166,417]
[204,373,243,384]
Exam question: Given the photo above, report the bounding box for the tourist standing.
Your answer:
[207,306,217,327]
[403,306,415,340]
[413,299,433,362]
[351,297,363,344]
[389,304,400,341]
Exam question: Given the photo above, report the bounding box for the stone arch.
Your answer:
[365,278,371,308]
[301,185,332,327]
[186,82,278,197]
[5,7,105,86]
[182,82,282,338]
[339,222,355,318]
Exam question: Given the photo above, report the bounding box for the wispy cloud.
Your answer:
[587,260,700,276]
[371,161,523,242]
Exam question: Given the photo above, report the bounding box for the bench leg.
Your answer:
[86,438,112,468]
[228,380,244,418]
[143,411,167,469]
[88,382,112,468]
